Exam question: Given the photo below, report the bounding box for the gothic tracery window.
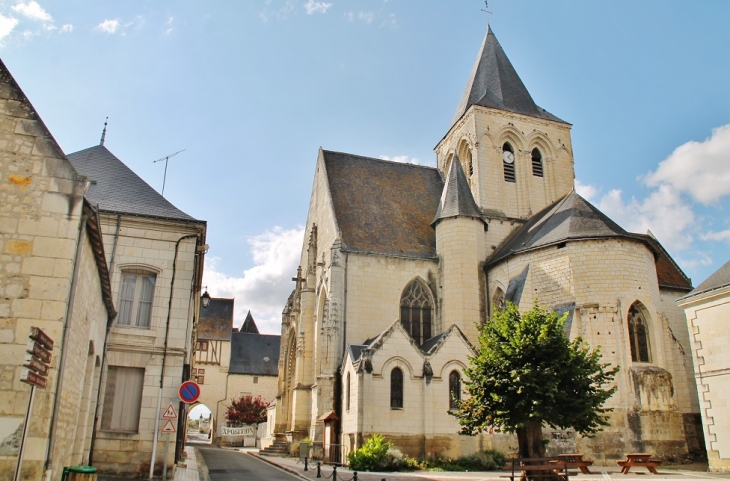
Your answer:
[628,303,651,363]
[390,367,403,409]
[449,370,461,410]
[400,280,433,345]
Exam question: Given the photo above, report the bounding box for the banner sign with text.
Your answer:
[221,425,255,436]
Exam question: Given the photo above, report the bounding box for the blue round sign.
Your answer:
[178,380,201,403]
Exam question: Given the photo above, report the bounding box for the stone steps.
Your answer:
[259,442,290,457]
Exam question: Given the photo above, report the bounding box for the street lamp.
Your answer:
[201,289,211,309]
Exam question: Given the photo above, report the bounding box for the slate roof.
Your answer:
[431,155,483,226]
[451,26,567,128]
[680,259,730,300]
[323,150,443,259]
[486,191,646,267]
[67,145,201,222]
[240,311,260,334]
[197,298,233,341]
[636,234,692,291]
[229,333,281,376]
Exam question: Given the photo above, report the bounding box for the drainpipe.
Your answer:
[87,312,114,466]
[43,212,89,481]
[107,214,121,282]
[149,234,198,479]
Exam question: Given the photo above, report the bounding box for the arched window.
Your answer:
[502,143,516,183]
[531,148,543,177]
[628,303,651,363]
[400,281,433,345]
[449,371,461,410]
[118,270,156,327]
[346,372,351,412]
[390,367,403,409]
[492,287,506,312]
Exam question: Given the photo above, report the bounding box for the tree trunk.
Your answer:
[516,420,545,458]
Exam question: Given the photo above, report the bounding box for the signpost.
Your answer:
[178,381,201,404]
[15,327,53,481]
[160,404,178,480]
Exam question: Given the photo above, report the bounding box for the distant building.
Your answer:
[67,140,207,475]
[678,260,730,472]
[0,60,115,480]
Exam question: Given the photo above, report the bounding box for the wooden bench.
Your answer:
[549,454,593,474]
[617,453,661,474]
[502,457,578,481]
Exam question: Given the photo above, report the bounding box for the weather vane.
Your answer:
[481,1,493,25]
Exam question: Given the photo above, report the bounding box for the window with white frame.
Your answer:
[117,271,156,327]
[101,366,144,432]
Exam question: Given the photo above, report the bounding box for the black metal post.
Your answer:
[317,462,321,478]
[332,465,337,479]
[304,457,308,471]
[353,472,358,481]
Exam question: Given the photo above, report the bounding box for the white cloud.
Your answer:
[380,154,420,165]
[59,23,72,33]
[598,184,695,252]
[381,12,397,29]
[202,227,304,334]
[260,0,296,23]
[574,179,598,202]
[11,1,52,22]
[701,229,730,244]
[165,16,173,34]
[96,19,119,34]
[0,14,19,40]
[304,0,332,15]
[358,11,374,24]
[645,123,730,205]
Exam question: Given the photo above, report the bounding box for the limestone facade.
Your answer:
[678,261,730,471]
[0,60,114,480]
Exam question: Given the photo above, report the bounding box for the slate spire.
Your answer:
[451,26,565,127]
[240,310,259,334]
[431,155,482,226]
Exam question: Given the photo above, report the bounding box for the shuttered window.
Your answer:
[531,148,543,177]
[101,367,144,432]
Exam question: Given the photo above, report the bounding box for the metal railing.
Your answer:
[311,442,349,466]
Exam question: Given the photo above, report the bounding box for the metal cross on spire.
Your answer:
[481,1,493,25]
[99,117,108,146]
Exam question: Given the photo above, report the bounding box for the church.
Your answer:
[273,27,703,463]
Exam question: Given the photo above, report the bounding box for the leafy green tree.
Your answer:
[225,395,269,426]
[455,302,619,458]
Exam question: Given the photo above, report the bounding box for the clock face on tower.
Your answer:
[502,150,515,164]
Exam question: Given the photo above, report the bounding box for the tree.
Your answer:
[225,395,269,426]
[455,302,619,458]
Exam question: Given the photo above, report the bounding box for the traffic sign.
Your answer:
[178,381,201,403]
[162,404,177,419]
[160,419,176,433]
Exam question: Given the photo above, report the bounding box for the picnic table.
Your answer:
[549,454,593,474]
[617,453,661,474]
[502,457,577,481]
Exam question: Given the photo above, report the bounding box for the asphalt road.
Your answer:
[197,445,301,481]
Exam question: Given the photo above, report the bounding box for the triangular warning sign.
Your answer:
[161,419,176,433]
[162,404,177,419]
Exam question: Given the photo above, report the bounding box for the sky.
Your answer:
[3,0,729,335]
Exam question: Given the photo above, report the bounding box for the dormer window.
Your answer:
[531,148,543,177]
[502,143,516,183]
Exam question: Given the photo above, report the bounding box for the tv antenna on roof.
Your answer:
[481,1,493,25]
[153,149,186,196]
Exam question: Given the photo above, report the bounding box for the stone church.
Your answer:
[274,27,702,463]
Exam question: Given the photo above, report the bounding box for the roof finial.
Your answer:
[99,117,108,146]
[481,1,493,26]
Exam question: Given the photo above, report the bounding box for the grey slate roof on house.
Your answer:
[324,150,443,259]
[680,259,730,300]
[67,145,200,222]
[431,155,483,226]
[197,298,233,341]
[451,26,567,128]
[240,311,260,334]
[486,191,647,267]
[229,333,280,376]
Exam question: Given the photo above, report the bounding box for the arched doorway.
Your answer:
[187,403,213,444]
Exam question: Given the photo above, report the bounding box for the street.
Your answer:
[196,445,301,481]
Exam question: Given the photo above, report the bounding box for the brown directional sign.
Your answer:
[26,340,51,364]
[29,327,53,351]
[23,354,49,376]
[20,369,47,389]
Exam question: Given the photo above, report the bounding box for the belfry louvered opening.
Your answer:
[502,143,515,183]
[531,148,543,177]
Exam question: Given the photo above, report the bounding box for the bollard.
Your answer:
[316,462,322,478]
[304,457,308,471]
[332,465,337,479]
[353,472,358,481]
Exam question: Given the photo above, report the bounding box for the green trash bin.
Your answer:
[61,466,97,481]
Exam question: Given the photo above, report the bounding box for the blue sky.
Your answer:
[3,1,729,333]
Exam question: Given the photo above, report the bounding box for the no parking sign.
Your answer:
[178,380,201,404]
